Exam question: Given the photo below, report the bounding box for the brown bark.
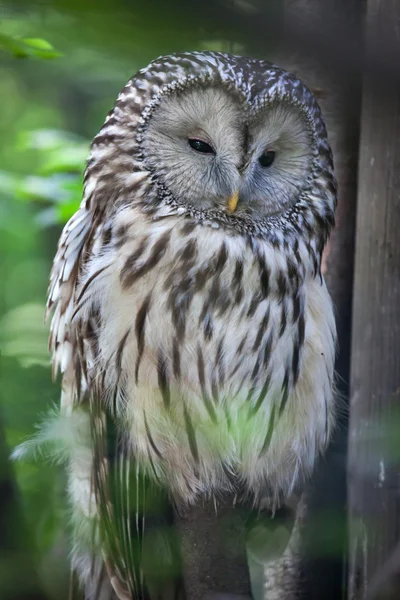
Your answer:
[174,495,252,600]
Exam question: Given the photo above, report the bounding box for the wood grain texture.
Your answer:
[174,495,252,600]
[347,1,400,598]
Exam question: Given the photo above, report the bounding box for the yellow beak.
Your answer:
[227,190,239,213]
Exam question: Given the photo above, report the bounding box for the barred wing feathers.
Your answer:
[46,203,181,600]
[47,205,93,402]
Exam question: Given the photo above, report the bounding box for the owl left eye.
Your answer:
[188,138,216,155]
[259,149,276,168]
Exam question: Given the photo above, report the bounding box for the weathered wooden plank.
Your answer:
[347,1,400,598]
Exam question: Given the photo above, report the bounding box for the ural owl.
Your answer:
[44,52,337,599]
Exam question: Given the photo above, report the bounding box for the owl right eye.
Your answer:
[258,149,276,168]
[188,138,216,155]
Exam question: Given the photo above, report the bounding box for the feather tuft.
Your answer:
[11,407,91,464]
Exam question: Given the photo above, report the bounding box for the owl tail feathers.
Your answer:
[84,407,185,600]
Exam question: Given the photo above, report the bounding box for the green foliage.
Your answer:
[0,32,62,60]
[0,128,88,227]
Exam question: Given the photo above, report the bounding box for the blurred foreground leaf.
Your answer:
[0,33,62,60]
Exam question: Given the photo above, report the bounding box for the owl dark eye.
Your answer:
[259,149,276,168]
[188,138,215,155]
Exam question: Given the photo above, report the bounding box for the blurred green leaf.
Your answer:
[1,128,86,228]
[39,146,87,175]
[0,33,62,60]
[21,38,55,51]
[17,175,71,203]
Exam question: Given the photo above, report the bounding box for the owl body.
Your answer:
[76,204,335,508]
[44,52,337,598]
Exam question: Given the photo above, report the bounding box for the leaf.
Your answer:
[0,33,62,60]
[39,146,88,175]
[0,33,24,56]
[21,38,54,51]
[16,175,72,203]
[2,126,86,222]
[19,37,63,60]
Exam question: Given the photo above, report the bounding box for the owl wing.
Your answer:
[46,205,124,597]
[47,205,183,600]
[47,204,94,406]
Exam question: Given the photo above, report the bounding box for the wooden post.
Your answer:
[347,1,400,598]
[174,496,252,600]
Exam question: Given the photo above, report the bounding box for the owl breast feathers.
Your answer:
[45,52,337,598]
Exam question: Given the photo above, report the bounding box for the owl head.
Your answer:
[85,52,336,244]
